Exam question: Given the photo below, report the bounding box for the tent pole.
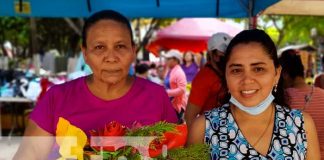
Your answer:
[156,0,160,7]
[216,0,220,17]
[248,0,257,29]
[19,0,23,12]
[87,0,92,13]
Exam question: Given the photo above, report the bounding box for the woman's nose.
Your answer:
[241,71,255,84]
[103,49,118,62]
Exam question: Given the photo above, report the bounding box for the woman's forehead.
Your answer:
[228,43,273,65]
[89,20,129,32]
[86,20,132,42]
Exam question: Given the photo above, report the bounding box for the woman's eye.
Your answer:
[231,69,242,74]
[94,45,104,50]
[254,67,265,72]
[116,44,126,49]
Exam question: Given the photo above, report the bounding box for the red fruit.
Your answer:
[163,124,188,150]
[148,138,167,158]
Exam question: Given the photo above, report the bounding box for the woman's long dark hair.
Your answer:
[220,29,288,108]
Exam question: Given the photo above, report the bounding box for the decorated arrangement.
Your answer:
[56,117,209,160]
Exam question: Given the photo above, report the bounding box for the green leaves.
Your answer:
[261,15,324,47]
[156,144,210,160]
[0,17,29,47]
[126,121,176,137]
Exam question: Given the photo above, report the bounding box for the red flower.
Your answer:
[89,121,127,152]
[104,121,126,136]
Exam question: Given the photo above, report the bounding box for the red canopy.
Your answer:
[146,18,242,56]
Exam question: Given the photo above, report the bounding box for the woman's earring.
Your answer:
[273,84,278,93]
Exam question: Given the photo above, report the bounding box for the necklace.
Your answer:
[232,104,274,147]
[303,85,314,111]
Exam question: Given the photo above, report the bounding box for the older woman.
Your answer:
[14,10,177,159]
[164,49,187,123]
[187,29,320,159]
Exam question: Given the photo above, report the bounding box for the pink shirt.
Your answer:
[30,76,177,136]
[166,65,187,112]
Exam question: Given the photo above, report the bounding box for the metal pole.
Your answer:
[248,0,257,29]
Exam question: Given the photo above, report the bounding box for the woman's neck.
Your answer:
[291,77,308,88]
[86,75,134,100]
[185,61,192,67]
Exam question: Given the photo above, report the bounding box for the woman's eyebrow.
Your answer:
[251,62,266,66]
[228,63,242,68]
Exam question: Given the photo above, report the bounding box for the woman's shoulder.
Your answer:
[204,103,230,117]
[275,104,304,119]
[47,76,85,94]
[314,87,324,94]
[135,77,165,92]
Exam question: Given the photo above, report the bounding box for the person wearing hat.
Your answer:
[185,32,232,129]
[164,49,187,123]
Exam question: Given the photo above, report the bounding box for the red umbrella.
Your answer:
[146,18,242,56]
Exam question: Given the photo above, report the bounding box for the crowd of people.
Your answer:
[12,10,323,159]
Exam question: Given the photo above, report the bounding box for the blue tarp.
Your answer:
[0,0,280,18]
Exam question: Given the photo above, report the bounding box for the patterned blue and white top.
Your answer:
[205,103,307,160]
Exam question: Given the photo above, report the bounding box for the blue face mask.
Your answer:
[229,92,275,115]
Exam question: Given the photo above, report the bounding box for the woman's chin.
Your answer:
[100,77,122,85]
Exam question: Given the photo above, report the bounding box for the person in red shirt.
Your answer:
[185,32,232,129]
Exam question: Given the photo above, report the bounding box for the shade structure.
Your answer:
[263,0,324,16]
[146,18,242,56]
[0,0,279,18]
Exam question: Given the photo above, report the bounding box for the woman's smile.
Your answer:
[240,89,258,98]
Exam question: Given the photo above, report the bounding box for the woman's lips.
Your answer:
[102,69,121,75]
[240,89,258,98]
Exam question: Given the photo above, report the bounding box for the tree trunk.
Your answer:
[64,18,82,36]
[30,18,37,57]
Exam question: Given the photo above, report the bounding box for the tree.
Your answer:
[132,18,175,60]
[260,15,324,48]
[0,17,30,56]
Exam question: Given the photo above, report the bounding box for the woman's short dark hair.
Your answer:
[82,10,134,48]
[279,49,304,79]
[222,29,287,107]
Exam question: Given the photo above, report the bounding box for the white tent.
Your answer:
[263,0,324,16]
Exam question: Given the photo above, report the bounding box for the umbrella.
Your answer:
[0,0,279,18]
[146,18,242,55]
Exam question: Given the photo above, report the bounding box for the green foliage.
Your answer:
[37,18,80,54]
[126,121,176,137]
[0,17,29,47]
[0,17,81,56]
[260,15,324,47]
[156,144,210,160]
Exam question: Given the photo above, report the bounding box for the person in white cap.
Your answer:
[164,49,187,123]
[185,32,232,129]
[3,41,14,59]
